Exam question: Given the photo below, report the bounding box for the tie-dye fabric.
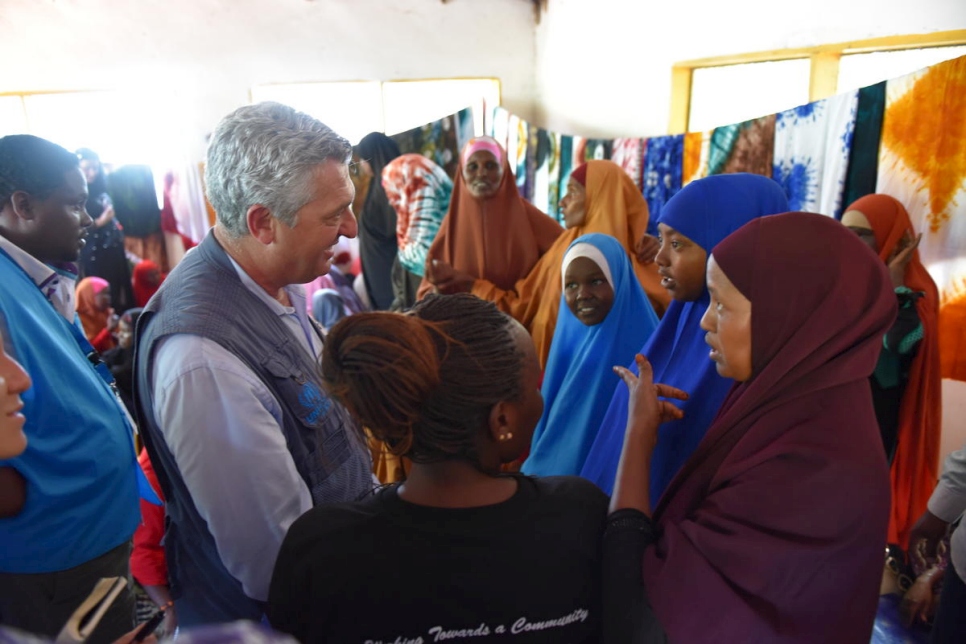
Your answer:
[584,138,612,161]
[772,91,859,217]
[875,55,966,383]
[570,136,587,166]
[487,105,511,154]
[508,114,530,198]
[611,138,646,188]
[526,125,539,203]
[841,82,887,215]
[531,129,553,215]
[682,130,710,186]
[545,130,564,219]
[708,115,775,177]
[643,134,685,225]
[390,107,473,180]
[555,135,574,225]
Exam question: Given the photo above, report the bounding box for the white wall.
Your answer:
[0,0,537,160]
[534,0,966,137]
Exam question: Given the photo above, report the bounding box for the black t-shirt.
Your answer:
[267,474,608,644]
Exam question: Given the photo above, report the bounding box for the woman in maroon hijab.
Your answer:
[604,212,897,642]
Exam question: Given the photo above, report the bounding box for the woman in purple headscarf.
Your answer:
[605,212,896,642]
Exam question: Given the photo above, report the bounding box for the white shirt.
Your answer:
[150,255,322,602]
[927,443,966,583]
[0,234,77,321]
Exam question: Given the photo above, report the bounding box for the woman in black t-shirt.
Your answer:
[267,294,608,643]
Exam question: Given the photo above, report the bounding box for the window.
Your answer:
[688,60,811,132]
[250,82,384,144]
[251,78,500,144]
[671,30,966,134]
[1,89,194,172]
[837,45,966,93]
[0,96,27,134]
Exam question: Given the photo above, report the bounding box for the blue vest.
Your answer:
[0,251,139,573]
[135,231,373,625]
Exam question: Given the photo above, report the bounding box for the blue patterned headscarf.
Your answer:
[522,233,659,477]
[580,173,789,500]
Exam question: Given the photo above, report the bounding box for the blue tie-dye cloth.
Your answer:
[772,91,859,218]
[642,134,685,232]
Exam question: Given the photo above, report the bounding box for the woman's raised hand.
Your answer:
[614,354,688,450]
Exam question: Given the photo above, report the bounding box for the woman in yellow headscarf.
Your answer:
[428,160,669,368]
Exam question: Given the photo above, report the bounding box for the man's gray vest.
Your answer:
[134,231,373,625]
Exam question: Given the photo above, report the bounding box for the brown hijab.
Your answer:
[419,138,562,295]
[643,212,896,642]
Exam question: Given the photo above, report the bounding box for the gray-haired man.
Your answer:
[134,102,374,625]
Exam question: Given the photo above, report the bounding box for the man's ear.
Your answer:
[247,204,277,245]
[9,191,36,221]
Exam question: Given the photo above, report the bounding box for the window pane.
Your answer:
[689,59,811,132]
[0,96,27,136]
[382,79,499,136]
[838,47,966,93]
[23,91,174,165]
[250,82,384,144]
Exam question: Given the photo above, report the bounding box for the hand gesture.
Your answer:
[887,231,921,288]
[614,354,688,451]
[908,508,949,566]
[634,233,661,265]
[425,259,475,294]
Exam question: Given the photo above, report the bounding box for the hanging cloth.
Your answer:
[772,91,859,218]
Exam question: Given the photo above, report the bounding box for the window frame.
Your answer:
[669,29,966,133]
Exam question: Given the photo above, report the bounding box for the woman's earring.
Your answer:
[499,432,514,442]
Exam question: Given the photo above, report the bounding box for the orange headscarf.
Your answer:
[76,276,114,347]
[473,160,668,368]
[418,137,563,297]
[845,194,942,548]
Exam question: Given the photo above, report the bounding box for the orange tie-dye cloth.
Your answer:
[876,54,966,546]
[683,130,711,186]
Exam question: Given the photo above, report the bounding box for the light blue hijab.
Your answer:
[580,173,790,501]
[522,233,659,476]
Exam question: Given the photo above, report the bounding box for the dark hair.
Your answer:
[355,132,401,178]
[321,294,524,466]
[75,147,108,197]
[0,135,80,205]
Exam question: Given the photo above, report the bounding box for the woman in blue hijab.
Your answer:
[580,174,789,501]
[522,233,659,476]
